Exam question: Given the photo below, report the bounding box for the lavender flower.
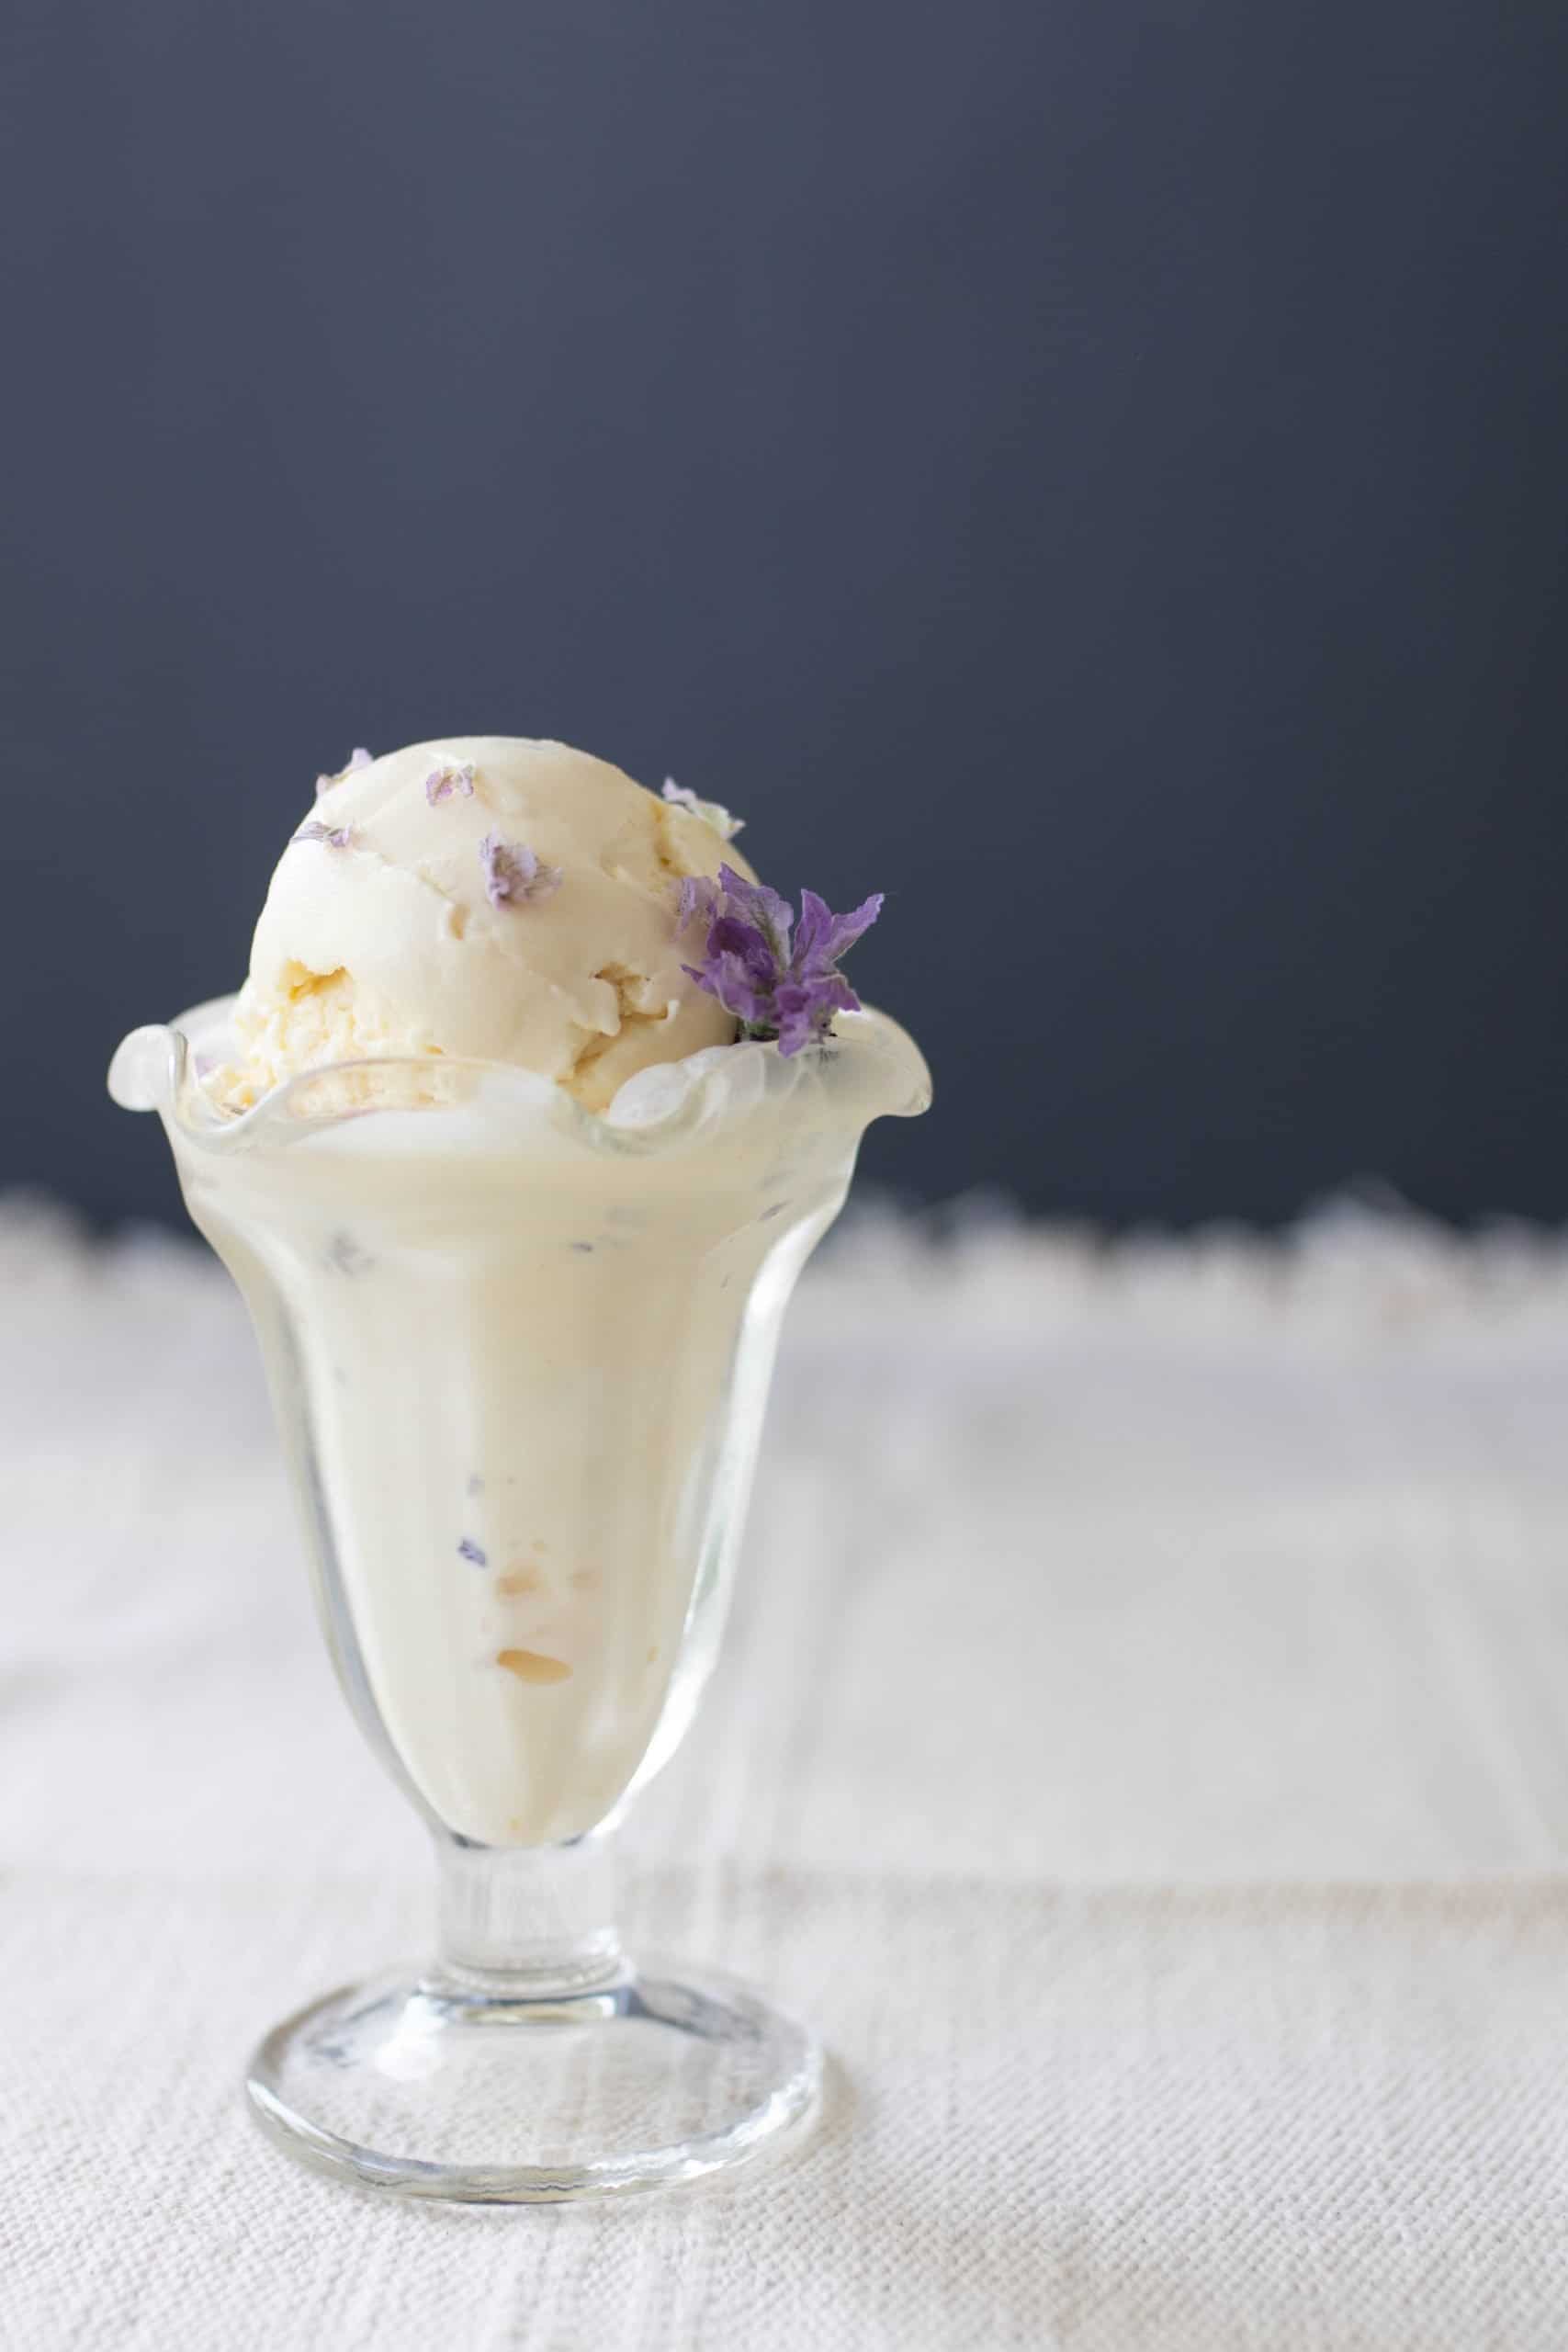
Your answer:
[480,832,563,909]
[316,746,373,797]
[661,777,745,841]
[294,820,355,848]
[457,1537,488,1567]
[675,864,883,1055]
[425,759,477,806]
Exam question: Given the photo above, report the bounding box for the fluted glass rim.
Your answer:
[108,992,931,1163]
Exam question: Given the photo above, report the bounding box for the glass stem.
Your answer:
[434,1832,624,1997]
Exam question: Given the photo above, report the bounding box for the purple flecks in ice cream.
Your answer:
[479,833,562,910]
[458,1538,488,1567]
[425,760,477,806]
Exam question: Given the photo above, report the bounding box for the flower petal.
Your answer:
[716,865,794,960]
[674,874,720,933]
[479,832,562,908]
[795,888,883,973]
[426,760,477,806]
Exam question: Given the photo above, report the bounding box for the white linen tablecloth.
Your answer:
[6,1197,1568,2350]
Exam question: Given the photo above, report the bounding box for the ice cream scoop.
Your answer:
[216,737,751,1113]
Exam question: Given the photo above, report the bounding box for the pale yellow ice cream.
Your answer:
[216,736,750,1113]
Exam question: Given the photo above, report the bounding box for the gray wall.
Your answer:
[6,0,1566,1227]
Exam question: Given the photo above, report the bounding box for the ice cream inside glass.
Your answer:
[109,737,929,2202]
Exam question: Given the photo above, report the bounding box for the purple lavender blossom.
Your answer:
[458,1537,488,1567]
[294,820,355,849]
[425,759,477,806]
[479,832,563,909]
[675,864,883,1055]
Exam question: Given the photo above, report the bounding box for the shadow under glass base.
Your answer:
[243,1959,823,2204]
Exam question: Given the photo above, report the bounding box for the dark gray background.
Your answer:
[5,0,1566,1227]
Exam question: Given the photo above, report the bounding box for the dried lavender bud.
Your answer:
[479,832,562,909]
[425,760,477,806]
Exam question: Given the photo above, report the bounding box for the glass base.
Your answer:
[243,1957,822,2204]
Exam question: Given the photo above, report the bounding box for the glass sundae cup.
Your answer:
[109,996,930,2202]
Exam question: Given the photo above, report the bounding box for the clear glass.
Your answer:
[109,998,929,2202]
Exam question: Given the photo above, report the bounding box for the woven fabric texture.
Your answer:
[6,1201,1568,2350]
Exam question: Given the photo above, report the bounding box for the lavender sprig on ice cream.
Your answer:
[675,865,882,1057]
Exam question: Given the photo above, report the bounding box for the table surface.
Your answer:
[6,1198,1568,2351]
